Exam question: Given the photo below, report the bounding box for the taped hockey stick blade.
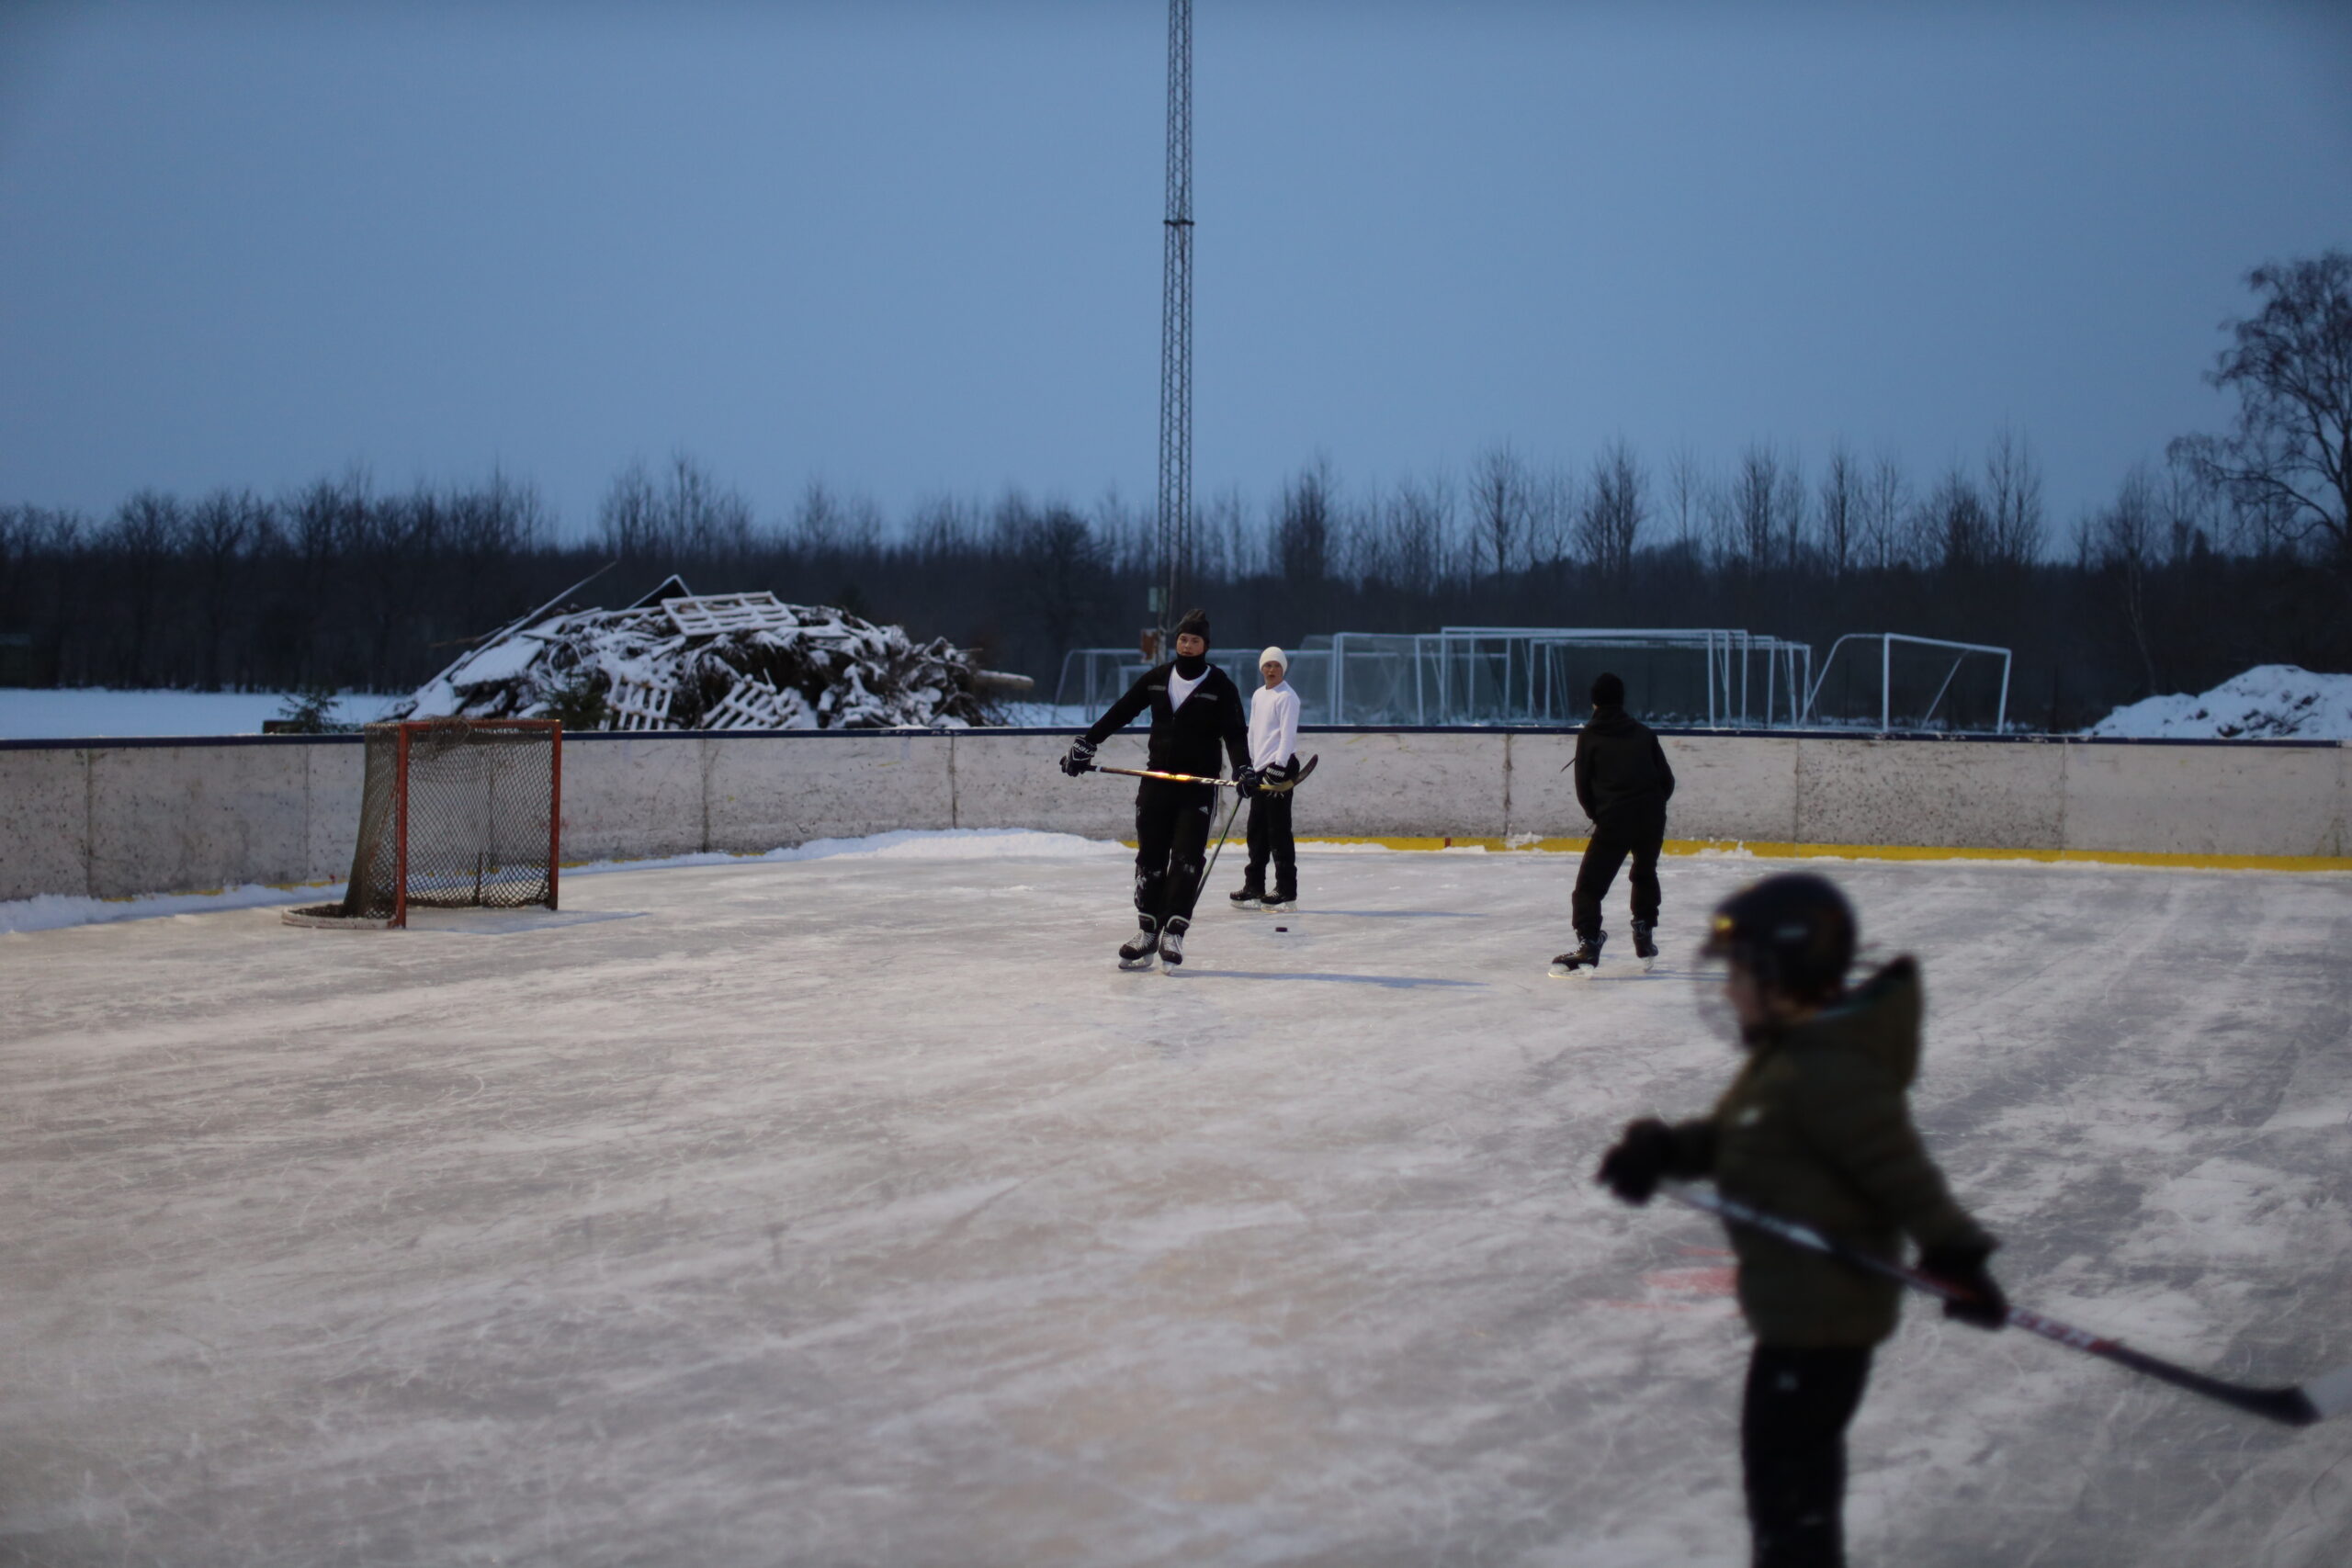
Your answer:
[1262,754,1318,794]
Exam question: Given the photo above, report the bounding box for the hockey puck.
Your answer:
[1274,925,1288,931]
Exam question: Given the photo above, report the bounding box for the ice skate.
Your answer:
[1158,915,1190,966]
[1549,931,1605,978]
[1118,915,1161,971]
[1261,875,1296,913]
[1228,879,1265,910]
[1632,920,1658,969]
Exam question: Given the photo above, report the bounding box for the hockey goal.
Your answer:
[286,718,561,929]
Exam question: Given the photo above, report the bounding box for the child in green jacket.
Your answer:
[1597,872,2007,1568]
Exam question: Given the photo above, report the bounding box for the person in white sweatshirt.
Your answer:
[1230,646,1303,909]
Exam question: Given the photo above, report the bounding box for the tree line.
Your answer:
[3,252,2345,731]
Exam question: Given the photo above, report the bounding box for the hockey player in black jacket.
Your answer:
[1553,671,1677,975]
[1060,608,1256,969]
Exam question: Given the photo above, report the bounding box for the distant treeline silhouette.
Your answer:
[4,253,2346,730]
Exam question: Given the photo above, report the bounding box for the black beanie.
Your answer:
[1173,607,1210,645]
[1591,671,1626,707]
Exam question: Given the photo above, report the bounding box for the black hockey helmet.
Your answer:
[1702,872,1856,1002]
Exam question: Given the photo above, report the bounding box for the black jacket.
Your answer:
[1084,661,1251,780]
[1661,959,1993,1348]
[1573,705,1675,823]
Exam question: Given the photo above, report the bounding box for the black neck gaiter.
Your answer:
[1174,652,1208,680]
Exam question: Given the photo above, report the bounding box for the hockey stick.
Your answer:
[1666,1184,2352,1427]
[1091,755,1318,794]
[1192,792,1247,912]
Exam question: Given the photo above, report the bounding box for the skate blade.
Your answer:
[1118,954,1158,971]
[1548,963,1594,979]
[1228,899,1262,911]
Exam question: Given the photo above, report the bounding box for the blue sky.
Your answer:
[3,1,2347,542]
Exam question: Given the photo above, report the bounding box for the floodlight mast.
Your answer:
[1154,0,1194,642]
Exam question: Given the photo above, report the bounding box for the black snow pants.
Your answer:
[1570,803,1665,940]
[1742,1345,1874,1568]
[1243,791,1295,899]
[1134,779,1218,924]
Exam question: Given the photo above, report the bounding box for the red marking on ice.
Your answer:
[1639,1267,1736,1295]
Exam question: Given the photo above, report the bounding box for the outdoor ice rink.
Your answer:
[4,837,2349,1567]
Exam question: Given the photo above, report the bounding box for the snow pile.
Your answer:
[2085,664,2352,741]
[400,585,1001,730]
[0,882,345,935]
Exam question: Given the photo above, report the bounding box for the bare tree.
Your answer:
[2170,250,2352,565]
[2157,448,2215,563]
[1275,460,1335,584]
[1731,446,1804,570]
[1924,462,1991,570]
[187,489,267,688]
[1817,442,1859,576]
[1576,439,1646,584]
[1527,463,1577,568]
[1377,471,1454,588]
[1665,446,1708,563]
[1859,450,1912,571]
[795,478,879,558]
[2087,463,2163,692]
[596,460,662,559]
[1468,445,1532,577]
[1013,502,1106,663]
[1983,428,2045,567]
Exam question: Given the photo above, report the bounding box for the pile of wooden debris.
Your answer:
[396,577,1023,730]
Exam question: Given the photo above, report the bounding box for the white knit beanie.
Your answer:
[1259,646,1289,671]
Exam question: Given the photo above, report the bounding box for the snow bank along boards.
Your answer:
[1669,1186,2352,1427]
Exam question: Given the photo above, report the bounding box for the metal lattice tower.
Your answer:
[1155,0,1193,633]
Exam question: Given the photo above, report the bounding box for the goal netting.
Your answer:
[287,718,561,929]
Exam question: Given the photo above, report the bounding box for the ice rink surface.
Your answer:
[4,835,2349,1566]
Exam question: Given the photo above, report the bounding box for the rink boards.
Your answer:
[2,727,2346,902]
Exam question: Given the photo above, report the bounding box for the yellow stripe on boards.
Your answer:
[1288,836,2352,874]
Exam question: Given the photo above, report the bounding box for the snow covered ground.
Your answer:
[0,687,396,739]
[2087,664,2352,741]
[3,838,2348,1566]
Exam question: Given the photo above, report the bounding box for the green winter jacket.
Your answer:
[1668,956,1993,1348]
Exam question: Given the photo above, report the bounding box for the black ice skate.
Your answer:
[1261,881,1296,912]
[1228,881,1265,910]
[1158,915,1190,966]
[1549,931,1605,978]
[1632,920,1658,966]
[1118,915,1161,971]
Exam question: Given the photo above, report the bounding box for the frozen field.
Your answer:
[3,838,2348,1567]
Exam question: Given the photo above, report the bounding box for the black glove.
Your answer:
[1596,1118,1679,1205]
[1235,764,1262,797]
[1919,1243,2007,1330]
[1059,738,1097,777]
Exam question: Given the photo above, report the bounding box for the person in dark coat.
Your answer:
[1553,671,1676,974]
[1596,873,2007,1568]
[1059,608,1255,969]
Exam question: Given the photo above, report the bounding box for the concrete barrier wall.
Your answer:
[3,729,2345,903]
